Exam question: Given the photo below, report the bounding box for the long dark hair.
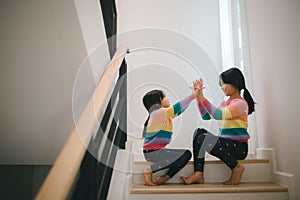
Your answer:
[219,68,255,115]
[142,89,165,137]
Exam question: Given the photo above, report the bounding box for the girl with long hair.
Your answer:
[181,67,255,185]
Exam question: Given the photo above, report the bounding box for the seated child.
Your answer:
[142,89,195,186]
[181,68,255,185]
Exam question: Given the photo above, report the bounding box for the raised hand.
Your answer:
[192,79,206,103]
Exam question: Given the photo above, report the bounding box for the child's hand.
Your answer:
[192,79,205,92]
[191,79,206,102]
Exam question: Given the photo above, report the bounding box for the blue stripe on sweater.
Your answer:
[219,128,249,136]
[145,130,172,140]
[173,102,182,115]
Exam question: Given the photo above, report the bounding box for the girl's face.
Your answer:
[160,97,170,107]
[221,83,237,97]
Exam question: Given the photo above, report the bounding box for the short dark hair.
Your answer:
[142,89,165,111]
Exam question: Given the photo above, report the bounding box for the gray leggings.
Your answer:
[143,148,192,178]
[193,128,248,172]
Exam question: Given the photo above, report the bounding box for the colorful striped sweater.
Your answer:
[143,94,195,150]
[198,98,250,141]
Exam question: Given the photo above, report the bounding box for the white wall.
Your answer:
[117,0,224,151]
[0,0,110,164]
[245,0,300,197]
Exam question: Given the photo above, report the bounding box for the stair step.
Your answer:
[130,182,288,200]
[134,152,268,162]
[133,157,272,183]
[130,182,287,194]
[135,157,269,165]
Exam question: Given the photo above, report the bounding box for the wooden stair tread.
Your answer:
[130,182,287,194]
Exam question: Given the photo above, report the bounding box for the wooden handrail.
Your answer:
[35,44,128,200]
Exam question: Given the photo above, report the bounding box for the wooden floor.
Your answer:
[130,182,288,194]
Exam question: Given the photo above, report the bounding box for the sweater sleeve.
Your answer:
[165,94,195,119]
[198,99,248,120]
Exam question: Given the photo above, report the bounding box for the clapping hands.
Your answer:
[191,79,206,102]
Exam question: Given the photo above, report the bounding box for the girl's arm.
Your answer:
[198,99,248,120]
[193,79,211,120]
[193,79,247,120]
[198,100,212,120]
[165,94,195,119]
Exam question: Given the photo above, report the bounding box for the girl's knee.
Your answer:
[193,128,207,139]
[193,132,206,147]
[184,150,192,160]
[178,150,192,166]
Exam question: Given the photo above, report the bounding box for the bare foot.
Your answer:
[143,167,156,186]
[223,164,245,185]
[180,172,204,185]
[154,175,170,185]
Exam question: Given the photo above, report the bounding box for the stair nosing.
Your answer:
[130,182,287,194]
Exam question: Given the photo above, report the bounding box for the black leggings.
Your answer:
[193,128,248,172]
[143,148,192,178]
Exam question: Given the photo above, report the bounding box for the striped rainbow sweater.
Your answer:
[143,94,195,150]
[198,98,250,141]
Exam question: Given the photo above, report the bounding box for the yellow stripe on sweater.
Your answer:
[166,107,175,119]
[218,119,248,129]
[221,108,233,119]
[146,121,172,133]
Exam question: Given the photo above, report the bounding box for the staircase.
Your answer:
[129,154,289,200]
[107,142,292,200]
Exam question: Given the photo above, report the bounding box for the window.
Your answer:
[219,0,257,154]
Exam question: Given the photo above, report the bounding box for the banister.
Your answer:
[35,44,128,200]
